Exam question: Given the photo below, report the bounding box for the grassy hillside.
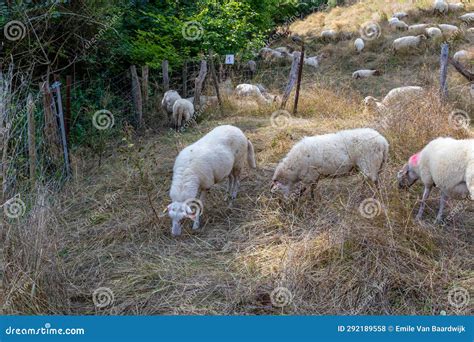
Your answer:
[2,0,473,315]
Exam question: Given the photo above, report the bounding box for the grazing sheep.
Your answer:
[425,27,443,38]
[448,3,464,12]
[271,128,389,197]
[453,49,473,64]
[304,53,327,68]
[459,12,474,22]
[352,69,381,79]
[235,83,277,104]
[390,20,409,30]
[388,17,400,25]
[321,29,337,40]
[168,125,256,235]
[259,47,286,62]
[247,60,257,76]
[438,24,460,37]
[354,38,365,53]
[393,12,408,19]
[408,24,430,35]
[161,90,182,119]
[393,35,427,53]
[433,0,449,14]
[274,47,291,54]
[397,137,474,223]
[172,99,194,130]
[364,86,425,114]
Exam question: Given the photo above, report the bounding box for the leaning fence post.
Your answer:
[281,52,300,109]
[208,50,224,114]
[293,40,305,115]
[51,81,71,178]
[27,93,36,185]
[193,60,208,111]
[440,43,449,100]
[130,65,144,128]
[162,60,169,92]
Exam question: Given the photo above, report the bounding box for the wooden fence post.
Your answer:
[162,60,169,92]
[293,42,305,115]
[27,93,36,184]
[141,65,149,116]
[130,65,144,128]
[52,81,71,178]
[208,51,223,113]
[65,75,72,139]
[193,60,208,111]
[182,61,188,98]
[40,81,62,163]
[281,52,300,109]
[440,43,449,100]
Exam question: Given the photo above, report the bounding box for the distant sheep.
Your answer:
[168,125,256,235]
[354,38,365,53]
[321,29,337,40]
[247,60,257,76]
[438,24,460,37]
[408,24,430,35]
[235,83,277,104]
[271,128,389,197]
[393,12,408,19]
[304,53,328,68]
[448,3,464,12]
[352,69,381,79]
[425,27,443,38]
[453,49,473,64]
[172,99,194,130]
[365,86,425,114]
[433,0,449,14]
[161,90,181,120]
[397,137,474,223]
[388,17,400,25]
[459,13,474,23]
[390,20,409,30]
[393,35,427,53]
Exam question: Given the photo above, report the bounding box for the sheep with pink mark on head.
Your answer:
[397,137,474,224]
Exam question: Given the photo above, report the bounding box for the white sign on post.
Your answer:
[225,54,235,65]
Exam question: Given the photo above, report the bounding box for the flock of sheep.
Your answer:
[161,1,473,236]
[166,124,473,236]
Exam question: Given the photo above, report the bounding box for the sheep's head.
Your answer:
[364,96,379,110]
[397,153,421,189]
[167,199,203,236]
[271,164,295,197]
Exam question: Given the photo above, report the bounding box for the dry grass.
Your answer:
[2,0,473,315]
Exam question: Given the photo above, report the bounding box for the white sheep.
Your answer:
[161,90,181,119]
[408,24,430,35]
[397,137,474,223]
[235,83,276,104]
[393,12,408,19]
[448,3,464,12]
[390,20,409,30]
[364,86,425,114]
[354,38,365,53]
[172,99,194,130]
[168,125,256,235]
[259,47,285,62]
[388,17,400,25]
[352,69,381,79]
[393,35,427,53]
[433,0,449,14]
[425,27,443,38]
[453,49,473,64]
[321,29,337,40]
[458,13,474,22]
[304,55,322,68]
[438,24,460,37]
[271,128,389,197]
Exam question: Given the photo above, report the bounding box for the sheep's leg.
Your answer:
[192,190,207,230]
[435,192,448,224]
[230,169,241,201]
[416,185,432,221]
[227,174,235,200]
